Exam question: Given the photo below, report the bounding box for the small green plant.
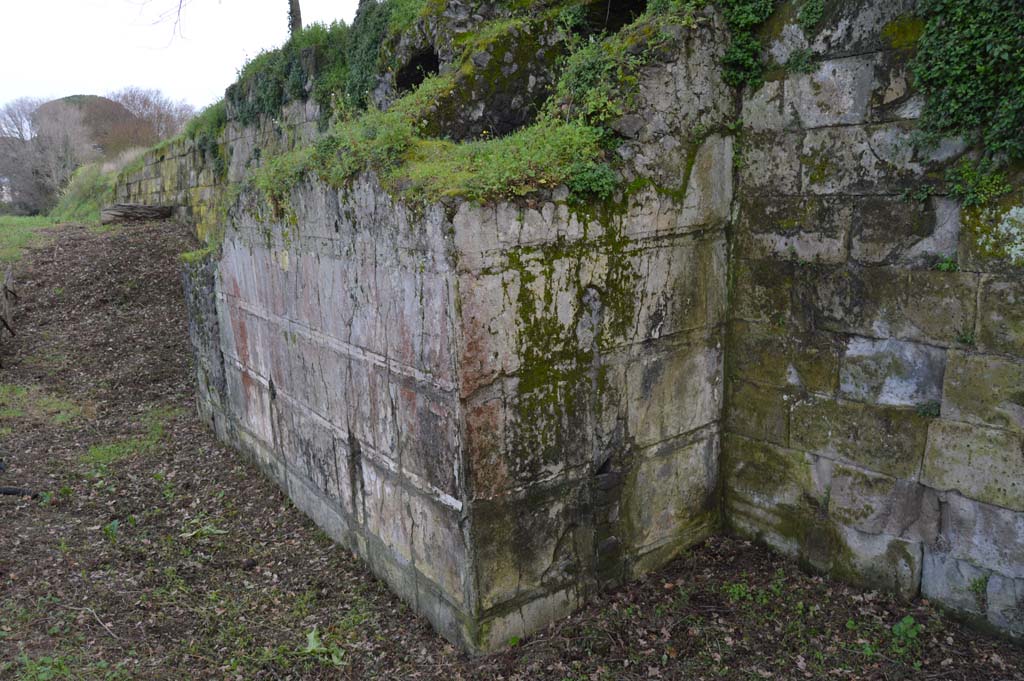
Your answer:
[797,0,825,33]
[969,575,989,602]
[916,401,941,418]
[901,184,935,203]
[890,615,922,656]
[301,625,345,667]
[933,255,959,272]
[724,581,753,602]
[945,159,1012,209]
[956,327,976,346]
[785,48,816,73]
[103,519,120,542]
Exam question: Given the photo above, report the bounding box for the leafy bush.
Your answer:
[184,101,229,178]
[718,0,775,87]
[911,0,1024,160]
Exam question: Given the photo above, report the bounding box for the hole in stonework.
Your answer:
[596,457,613,476]
[395,48,441,93]
[585,0,648,35]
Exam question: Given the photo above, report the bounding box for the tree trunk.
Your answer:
[289,0,302,35]
[100,204,173,224]
[1,269,15,342]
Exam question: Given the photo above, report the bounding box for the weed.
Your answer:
[955,327,976,346]
[933,255,959,272]
[49,164,114,224]
[786,48,816,74]
[103,519,120,542]
[916,401,941,418]
[890,615,922,656]
[302,625,345,667]
[724,581,752,602]
[945,159,1012,209]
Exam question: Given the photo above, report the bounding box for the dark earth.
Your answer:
[1,221,1023,679]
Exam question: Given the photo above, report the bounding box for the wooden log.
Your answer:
[1,268,14,340]
[100,204,173,225]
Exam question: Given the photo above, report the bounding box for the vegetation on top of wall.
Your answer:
[911,0,1024,162]
[250,0,713,212]
[181,100,229,178]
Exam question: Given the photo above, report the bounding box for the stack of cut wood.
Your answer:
[100,204,173,225]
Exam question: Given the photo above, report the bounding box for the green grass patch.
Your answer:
[0,215,59,263]
[0,383,81,426]
[80,407,180,467]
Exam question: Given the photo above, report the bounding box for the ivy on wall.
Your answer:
[911,0,1024,161]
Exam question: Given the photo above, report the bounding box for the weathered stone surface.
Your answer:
[978,277,1024,357]
[940,493,1024,578]
[802,124,921,195]
[623,434,718,554]
[987,574,1024,636]
[734,195,850,264]
[785,54,879,128]
[942,351,1024,432]
[727,321,839,395]
[921,550,989,616]
[829,464,939,542]
[789,396,928,479]
[725,380,790,447]
[922,420,1024,512]
[849,197,960,267]
[839,337,945,407]
[626,343,722,448]
[838,526,923,599]
[803,266,978,347]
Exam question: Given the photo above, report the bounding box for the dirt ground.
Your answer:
[1,221,1022,680]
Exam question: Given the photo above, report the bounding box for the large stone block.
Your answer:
[942,351,1024,432]
[922,420,1024,512]
[803,266,978,347]
[987,574,1024,636]
[839,337,946,407]
[802,124,921,195]
[725,380,791,447]
[738,131,804,196]
[785,54,880,128]
[727,321,839,395]
[979,277,1024,357]
[622,435,718,554]
[940,493,1024,578]
[849,196,960,267]
[626,343,722,448]
[829,464,939,543]
[733,195,850,264]
[921,550,989,617]
[789,396,929,479]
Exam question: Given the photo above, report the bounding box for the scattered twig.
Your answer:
[58,604,122,641]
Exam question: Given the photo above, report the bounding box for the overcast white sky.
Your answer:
[1,0,360,110]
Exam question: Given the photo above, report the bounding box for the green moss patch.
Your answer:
[0,383,82,426]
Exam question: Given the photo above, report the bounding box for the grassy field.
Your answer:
[0,215,59,263]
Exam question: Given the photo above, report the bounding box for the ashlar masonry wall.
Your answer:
[723,0,1024,637]
[181,14,736,650]
[160,0,1024,651]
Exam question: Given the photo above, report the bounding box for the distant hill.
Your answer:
[36,95,154,158]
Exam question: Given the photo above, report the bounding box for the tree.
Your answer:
[289,0,302,34]
[164,1,302,36]
[108,87,195,141]
[0,98,99,214]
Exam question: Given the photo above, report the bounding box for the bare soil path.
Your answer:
[1,221,1022,680]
